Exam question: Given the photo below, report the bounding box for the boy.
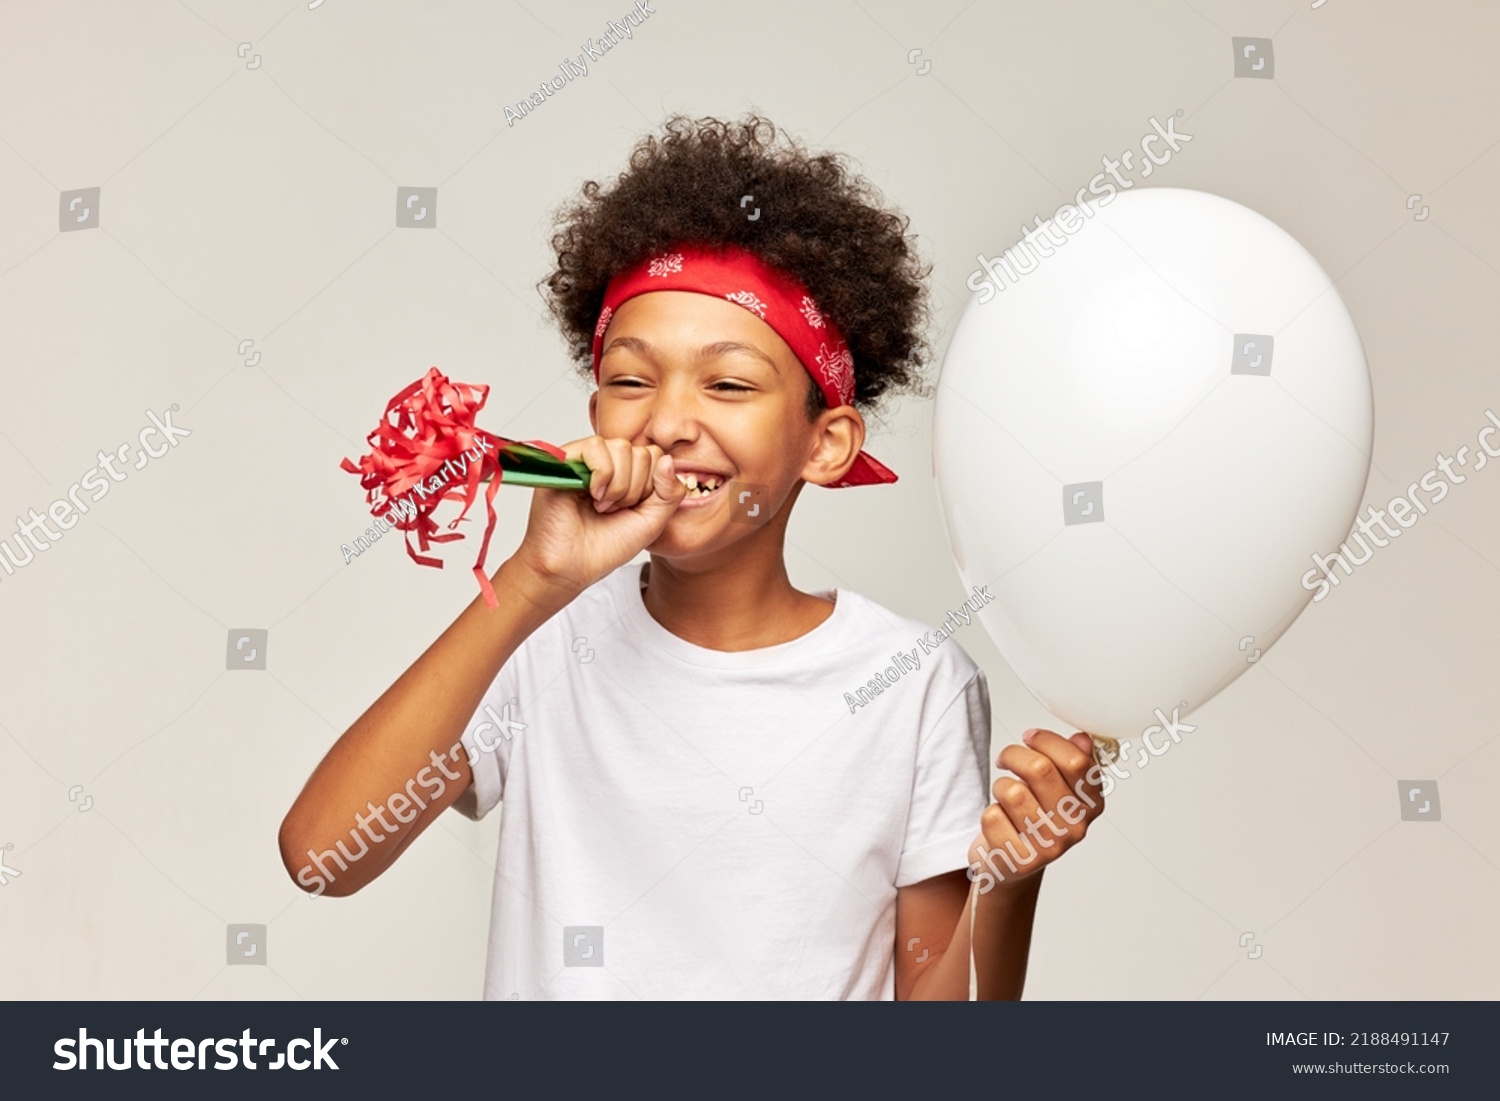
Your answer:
[279,114,1103,999]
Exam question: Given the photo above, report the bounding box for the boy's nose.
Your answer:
[641,385,701,449]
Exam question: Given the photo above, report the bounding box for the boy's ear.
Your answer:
[588,390,599,434]
[801,406,866,487]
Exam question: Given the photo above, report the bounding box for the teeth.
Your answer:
[675,473,724,497]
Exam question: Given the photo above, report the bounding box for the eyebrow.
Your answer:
[602,336,779,371]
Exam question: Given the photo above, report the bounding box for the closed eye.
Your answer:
[604,378,753,392]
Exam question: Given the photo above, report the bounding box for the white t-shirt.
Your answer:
[454,561,991,1000]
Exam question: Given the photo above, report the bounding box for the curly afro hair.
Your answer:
[539,113,933,420]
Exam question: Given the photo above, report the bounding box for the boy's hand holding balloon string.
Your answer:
[341,367,684,607]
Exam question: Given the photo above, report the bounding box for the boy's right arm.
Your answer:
[276,555,574,896]
[277,439,686,896]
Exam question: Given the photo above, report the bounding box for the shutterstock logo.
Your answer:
[1301,407,1500,602]
[0,406,190,582]
[966,112,1193,304]
[53,1027,343,1070]
[295,698,527,896]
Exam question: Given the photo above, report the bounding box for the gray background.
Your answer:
[0,0,1496,1000]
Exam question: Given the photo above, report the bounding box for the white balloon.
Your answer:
[934,187,1372,740]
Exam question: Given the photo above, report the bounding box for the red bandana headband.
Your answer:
[588,242,897,487]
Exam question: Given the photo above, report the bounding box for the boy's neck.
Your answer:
[641,549,834,653]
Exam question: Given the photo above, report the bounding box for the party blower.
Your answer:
[341,367,591,607]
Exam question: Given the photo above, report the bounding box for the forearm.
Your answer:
[971,870,1043,1000]
[906,727,1102,999]
[277,554,577,894]
[908,866,1045,1001]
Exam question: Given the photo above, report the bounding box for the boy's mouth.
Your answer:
[675,472,727,499]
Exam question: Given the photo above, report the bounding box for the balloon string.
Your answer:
[968,875,977,1001]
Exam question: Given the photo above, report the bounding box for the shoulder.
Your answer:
[835,588,992,760]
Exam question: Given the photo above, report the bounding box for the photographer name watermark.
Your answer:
[341,433,496,564]
[504,1,656,127]
[844,584,994,713]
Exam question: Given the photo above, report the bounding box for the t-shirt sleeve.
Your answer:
[895,668,992,888]
[450,653,524,822]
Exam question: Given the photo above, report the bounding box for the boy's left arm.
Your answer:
[895,729,1104,1000]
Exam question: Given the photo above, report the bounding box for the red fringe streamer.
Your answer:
[341,366,541,608]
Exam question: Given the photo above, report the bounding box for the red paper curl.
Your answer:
[341,367,561,608]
